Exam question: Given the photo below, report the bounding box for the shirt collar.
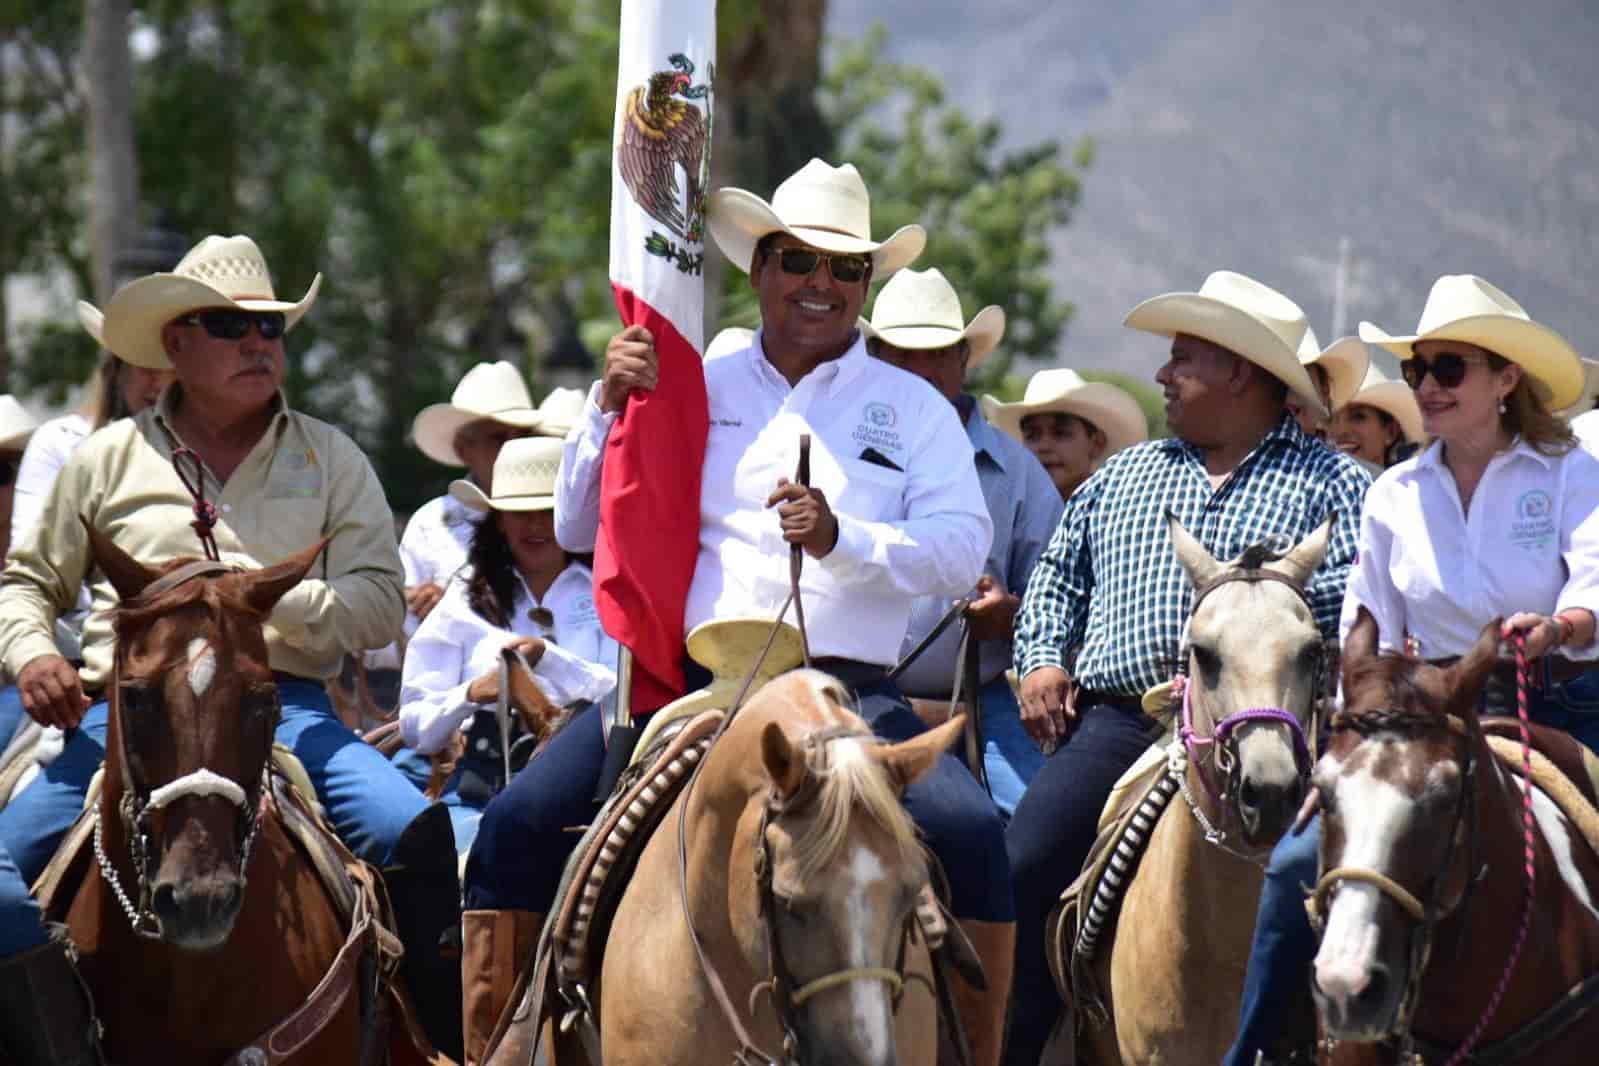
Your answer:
[749,327,870,396]
[154,383,291,430]
[963,399,1011,470]
[1415,434,1554,472]
[1161,411,1305,458]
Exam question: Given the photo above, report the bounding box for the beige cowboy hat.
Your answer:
[1124,271,1326,418]
[704,327,755,361]
[708,158,925,278]
[450,436,564,513]
[76,301,108,349]
[1556,358,1599,421]
[861,267,1006,370]
[533,386,588,438]
[1296,328,1370,412]
[1343,365,1426,444]
[981,368,1149,457]
[1359,275,1584,411]
[0,396,37,452]
[99,235,322,371]
[412,361,541,467]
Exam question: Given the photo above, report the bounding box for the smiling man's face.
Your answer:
[751,235,872,357]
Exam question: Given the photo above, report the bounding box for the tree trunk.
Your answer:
[83,0,139,302]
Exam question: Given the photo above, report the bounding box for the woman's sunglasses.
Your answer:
[179,308,288,341]
[1399,350,1487,390]
[771,247,870,284]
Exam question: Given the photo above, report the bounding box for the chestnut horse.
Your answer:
[1073,516,1331,1065]
[59,526,438,1065]
[1310,611,1599,1063]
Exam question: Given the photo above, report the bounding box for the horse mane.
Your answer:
[1233,536,1291,570]
[1332,654,1447,736]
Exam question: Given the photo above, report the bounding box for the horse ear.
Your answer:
[1342,607,1379,691]
[874,714,965,793]
[80,515,160,601]
[242,539,327,616]
[1166,511,1221,590]
[1448,619,1502,721]
[1263,514,1334,588]
[761,722,807,800]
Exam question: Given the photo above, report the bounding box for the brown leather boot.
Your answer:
[462,908,541,1066]
[0,924,104,1065]
[952,919,1015,1066]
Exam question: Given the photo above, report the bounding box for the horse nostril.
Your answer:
[219,880,243,916]
[1353,966,1390,1013]
[1239,778,1261,811]
[152,882,179,921]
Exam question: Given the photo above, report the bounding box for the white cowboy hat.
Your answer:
[0,396,38,451]
[861,268,1006,370]
[450,436,564,513]
[412,361,541,467]
[1296,328,1370,412]
[708,158,925,278]
[1358,275,1584,411]
[1124,271,1326,417]
[704,327,754,360]
[1555,357,1599,421]
[1342,365,1426,445]
[533,386,588,438]
[981,368,1149,458]
[99,235,322,371]
[76,301,107,349]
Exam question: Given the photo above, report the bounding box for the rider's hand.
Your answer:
[1019,665,1076,753]
[466,668,500,706]
[17,654,91,730]
[405,581,445,621]
[600,326,659,413]
[965,575,1020,642]
[503,635,547,669]
[766,478,839,559]
[1502,613,1567,660]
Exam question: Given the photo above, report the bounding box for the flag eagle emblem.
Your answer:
[618,53,713,254]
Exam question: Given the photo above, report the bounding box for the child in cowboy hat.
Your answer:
[982,367,1148,501]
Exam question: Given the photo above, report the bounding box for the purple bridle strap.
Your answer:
[1179,678,1312,806]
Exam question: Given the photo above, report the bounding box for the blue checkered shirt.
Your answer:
[1014,416,1371,698]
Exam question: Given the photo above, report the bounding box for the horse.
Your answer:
[56,525,439,1065]
[1309,610,1599,1064]
[512,669,961,1066]
[1070,515,1332,1066]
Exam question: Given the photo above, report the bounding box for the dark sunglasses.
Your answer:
[772,247,870,284]
[1399,350,1489,390]
[179,308,287,341]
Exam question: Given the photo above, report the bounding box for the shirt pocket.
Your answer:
[833,458,908,523]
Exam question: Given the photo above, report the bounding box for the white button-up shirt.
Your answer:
[397,492,478,639]
[1573,410,1599,454]
[1341,437,1599,660]
[555,331,993,667]
[398,562,617,754]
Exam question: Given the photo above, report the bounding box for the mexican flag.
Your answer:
[595,0,714,714]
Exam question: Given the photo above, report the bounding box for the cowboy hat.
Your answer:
[450,436,564,513]
[707,159,925,278]
[0,396,37,452]
[532,386,588,438]
[1555,357,1599,421]
[1296,328,1370,412]
[1358,275,1584,411]
[1342,365,1426,445]
[412,361,541,467]
[1124,271,1326,417]
[981,368,1148,458]
[861,268,1006,370]
[76,301,107,349]
[704,327,754,361]
[99,235,321,371]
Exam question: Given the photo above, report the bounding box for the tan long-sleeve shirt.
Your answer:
[0,389,403,689]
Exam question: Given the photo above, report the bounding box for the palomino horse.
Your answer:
[1310,610,1599,1063]
[1073,516,1332,1065]
[539,670,958,1066]
[58,526,436,1065]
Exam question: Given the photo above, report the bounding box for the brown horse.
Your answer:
[1073,516,1331,1066]
[528,670,959,1066]
[60,526,439,1065]
[1310,611,1599,1063]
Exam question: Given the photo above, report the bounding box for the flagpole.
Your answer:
[593,645,637,801]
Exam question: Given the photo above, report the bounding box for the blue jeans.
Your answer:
[0,686,26,752]
[0,842,45,958]
[980,676,1044,817]
[0,680,426,883]
[391,746,435,792]
[1223,677,1599,1065]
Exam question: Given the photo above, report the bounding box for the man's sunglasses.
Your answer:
[772,247,871,284]
[1399,350,1487,390]
[179,308,288,341]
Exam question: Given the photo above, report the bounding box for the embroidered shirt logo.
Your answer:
[1509,489,1555,552]
[865,402,897,428]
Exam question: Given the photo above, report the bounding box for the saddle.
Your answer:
[1480,718,1599,860]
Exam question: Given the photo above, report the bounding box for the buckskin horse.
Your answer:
[1057,515,1332,1065]
[48,526,439,1065]
[1309,610,1599,1064]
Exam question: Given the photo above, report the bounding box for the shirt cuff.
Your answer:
[533,642,617,705]
[1016,643,1067,680]
[816,512,873,580]
[1554,605,1599,661]
[583,381,619,437]
[403,679,477,753]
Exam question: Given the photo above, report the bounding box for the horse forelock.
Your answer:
[1334,655,1449,738]
[789,735,923,884]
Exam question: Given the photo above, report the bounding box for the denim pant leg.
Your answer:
[1224,817,1322,1066]
[0,702,110,885]
[1536,672,1599,754]
[0,842,46,958]
[979,676,1045,818]
[1003,700,1159,1066]
[856,681,1014,922]
[0,687,26,751]
[439,770,485,858]
[272,680,426,867]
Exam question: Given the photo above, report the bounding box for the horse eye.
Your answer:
[120,684,157,711]
[242,688,278,719]
[1191,644,1221,678]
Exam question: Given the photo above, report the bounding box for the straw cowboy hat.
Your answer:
[704,327,754,361]
[412,361,541,467]
[1344,365,1426,444]
[708,158,925,278]
[861,268,1006,370]
[1359,274,1584,411]
[532,386,588,438]
[981,368,1148,457]
[1297,328,1370,412]
[99,235,321,371]
[1555,357,1599,421]
[1124,271,1326,418]
[0,396,37,452]
[76,301,107,349]
[450,436,564,513]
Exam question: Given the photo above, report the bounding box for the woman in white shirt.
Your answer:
[1227,274,1599,1066]
[399,437,616,854]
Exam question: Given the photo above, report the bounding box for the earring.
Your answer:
[1498,400,1507,415]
